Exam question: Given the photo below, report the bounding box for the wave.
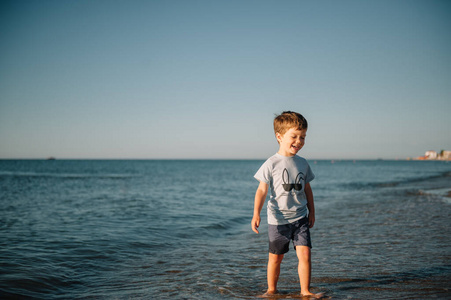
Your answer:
[343,171,451,191]
[173,216,250,240]
[201,216,249,232]
[410,188,451,204]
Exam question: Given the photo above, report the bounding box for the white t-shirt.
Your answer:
[254,153,315,225]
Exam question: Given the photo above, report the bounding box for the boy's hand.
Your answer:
[308,213,315,228]
[251,215,261,234]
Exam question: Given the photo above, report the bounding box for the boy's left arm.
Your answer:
[305,182,315,228]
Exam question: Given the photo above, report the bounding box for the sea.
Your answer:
[0,159,450,299]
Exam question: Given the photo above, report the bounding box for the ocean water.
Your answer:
[0,159,450,299]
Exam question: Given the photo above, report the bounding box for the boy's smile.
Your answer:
[276,127,307,157]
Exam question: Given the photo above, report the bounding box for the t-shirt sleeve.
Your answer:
[305,163,315,183]
[254,160,272,184]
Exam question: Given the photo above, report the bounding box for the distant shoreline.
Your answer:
[1,158,450,161]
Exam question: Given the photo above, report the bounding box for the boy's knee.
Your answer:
[268,253,284,264]
[296,246,311,260]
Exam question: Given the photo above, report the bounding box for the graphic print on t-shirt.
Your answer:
[281,168,305,193]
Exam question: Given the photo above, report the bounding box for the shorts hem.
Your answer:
[268,248,289,255]
[293,243,312,249]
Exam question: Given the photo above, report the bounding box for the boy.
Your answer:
[252,111,320,298]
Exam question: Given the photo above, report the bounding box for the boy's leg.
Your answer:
[267,253,284,294]
[296,246,313,296]
[267,223,290,294]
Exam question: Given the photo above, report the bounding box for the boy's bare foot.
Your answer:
[262,290,279,297]
[301,291,325,299]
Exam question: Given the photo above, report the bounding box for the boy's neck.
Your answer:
[277,150,296,157]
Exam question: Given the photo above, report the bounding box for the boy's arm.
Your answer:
[252,181,268,234]
[305,182,315,228]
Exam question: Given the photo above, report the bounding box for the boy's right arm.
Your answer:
[252,181,268,234]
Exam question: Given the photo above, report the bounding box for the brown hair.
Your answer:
[273,111,308,136]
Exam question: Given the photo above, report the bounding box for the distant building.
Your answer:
[440,151,451,160]
[416,150,451,161]
[425,150,437,159]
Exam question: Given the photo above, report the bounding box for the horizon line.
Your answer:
[0,157,431,161]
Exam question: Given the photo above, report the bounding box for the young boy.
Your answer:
[252,111,320,297]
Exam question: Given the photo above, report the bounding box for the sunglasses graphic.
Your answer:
[282,168,304,191]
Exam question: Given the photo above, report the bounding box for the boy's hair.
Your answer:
[274,111,308,136]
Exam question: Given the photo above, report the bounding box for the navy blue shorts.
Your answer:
[268,217,312,255]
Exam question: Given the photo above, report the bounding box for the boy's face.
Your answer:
[276,127,307,157]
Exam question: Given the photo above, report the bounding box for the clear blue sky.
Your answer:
[1,0,450,159]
